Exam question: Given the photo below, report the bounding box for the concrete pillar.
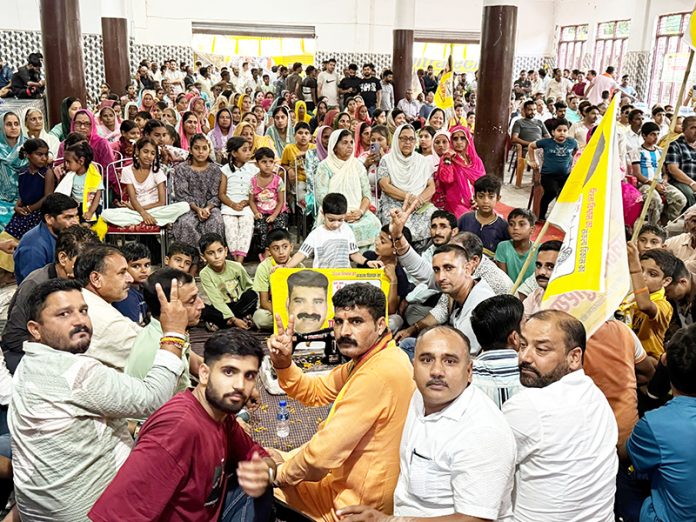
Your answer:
[40,0,87,128]
[101,0,131,96]
[475,0,518,179]
[392,0,415,103]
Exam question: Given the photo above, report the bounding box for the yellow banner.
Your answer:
[270,268,390,336]
[541,95,630,336]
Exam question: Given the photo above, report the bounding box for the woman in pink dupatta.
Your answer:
[433,125,485,217]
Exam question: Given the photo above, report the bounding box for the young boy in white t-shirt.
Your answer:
[285,193,383,269]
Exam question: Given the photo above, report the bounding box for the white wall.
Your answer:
[3,0,677,57]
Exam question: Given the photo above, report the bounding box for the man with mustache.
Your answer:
[337,325,516,522]
[521,239,561,318]
[267,283,414,521]
[9,277,188,521]
[76,246,142,371]
[286,270,329,335]
[502,310,618,521]
[91,329,275,522]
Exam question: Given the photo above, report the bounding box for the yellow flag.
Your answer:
[684,10,696,50]
[540,95,630,337]
[434,71,454,110]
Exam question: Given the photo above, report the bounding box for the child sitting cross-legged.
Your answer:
[199,232,258,331]
[101,137,190,227]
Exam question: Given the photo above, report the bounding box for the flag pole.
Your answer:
[509,221,550,295]
[630,36,696,241]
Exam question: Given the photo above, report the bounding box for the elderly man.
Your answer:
[502,310,618,521]
[397,88,420,122]
[75,245,141,370]
[8,277,187,521]
[337,325,516,522]
[267,283,414,521]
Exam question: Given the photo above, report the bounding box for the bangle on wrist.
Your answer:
[634,286,650,296]
[163,331,186,340]
[630,270,642,274]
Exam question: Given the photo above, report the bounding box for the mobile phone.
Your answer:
[370,143,380,155]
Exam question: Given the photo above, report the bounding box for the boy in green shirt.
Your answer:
[494,208,537,283]
[199,233,257,331]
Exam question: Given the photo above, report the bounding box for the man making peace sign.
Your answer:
[267,283,414,522]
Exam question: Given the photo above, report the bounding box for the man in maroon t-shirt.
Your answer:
[89,329,275,522]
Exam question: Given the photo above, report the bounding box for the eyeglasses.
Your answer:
[452,136,467,142]
[74,120,90,128]
[399,136,416,143]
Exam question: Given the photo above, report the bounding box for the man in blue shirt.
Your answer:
[13,194,79,284]
[0,56,12,89]
[626,324,696,522]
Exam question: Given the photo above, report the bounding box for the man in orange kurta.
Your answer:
[268,283,415,522]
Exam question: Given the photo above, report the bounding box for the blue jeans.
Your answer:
[399,337,416,361]
[221,473,273,522]
[614,465,649,522]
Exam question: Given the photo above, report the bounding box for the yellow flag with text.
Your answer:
[684,10,696,50]
[540,95,630,337]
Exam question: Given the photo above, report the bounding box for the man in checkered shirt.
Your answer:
[666,115,696,208]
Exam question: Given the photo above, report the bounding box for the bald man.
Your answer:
[338,325,516,522]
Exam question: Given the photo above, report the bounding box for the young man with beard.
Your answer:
[9,278,188,521]
[90,329,274,522]
[502,310,618,521]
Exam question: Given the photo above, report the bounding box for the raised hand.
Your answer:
[389,197,418,241]
[156,279,189,336]
[267,314,295,369]
[336,505,387,522]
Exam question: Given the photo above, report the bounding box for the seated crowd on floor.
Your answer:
[0,53,694,522]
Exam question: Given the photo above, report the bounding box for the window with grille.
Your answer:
[648,12,692,107]
[592,20,630,74]
[557,24,588,71]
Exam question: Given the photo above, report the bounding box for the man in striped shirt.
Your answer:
[470,295,524,409]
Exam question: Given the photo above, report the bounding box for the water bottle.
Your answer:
[276,400,290,438]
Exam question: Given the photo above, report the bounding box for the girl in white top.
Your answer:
[101,137,189,227]
[219,136,257,262]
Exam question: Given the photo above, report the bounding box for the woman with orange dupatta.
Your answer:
[433,125,485,217]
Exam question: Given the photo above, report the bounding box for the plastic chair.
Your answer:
[103,159,168,262]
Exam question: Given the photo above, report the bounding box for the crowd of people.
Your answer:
[0,50,694,522]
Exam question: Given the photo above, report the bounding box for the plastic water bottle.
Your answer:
[276,400,290,438]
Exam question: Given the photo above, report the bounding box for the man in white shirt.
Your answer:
[9,277,187,521]
[397,88,420,122]
[163,60,184,95]
[337,325,516,522]
[502,310,618,522]
[75,245,142,371]
[545,68,571,101]
[317,58,339,108]
[624,109,645,156]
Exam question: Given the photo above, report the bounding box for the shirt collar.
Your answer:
[476,348,518,361]
[415,384,475,422]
